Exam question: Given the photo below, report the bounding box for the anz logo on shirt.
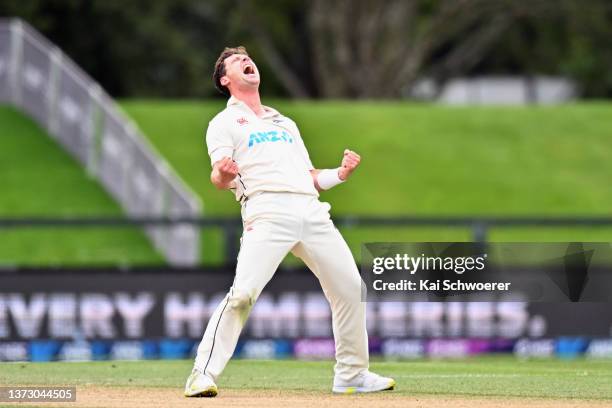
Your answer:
[248,130,293,148]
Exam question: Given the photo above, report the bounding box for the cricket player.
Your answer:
[185,46,395,397]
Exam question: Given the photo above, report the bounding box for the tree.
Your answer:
[233,0,612,98]
[0,0,220,97]
[2,0,610,98]
[234,0,524,98]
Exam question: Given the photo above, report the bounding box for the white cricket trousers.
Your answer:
[193,192,369,382]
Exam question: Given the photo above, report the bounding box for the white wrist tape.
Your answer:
[317,168,344,190]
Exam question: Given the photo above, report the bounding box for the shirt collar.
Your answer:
[226,95,241,107]
[227,96,280,119]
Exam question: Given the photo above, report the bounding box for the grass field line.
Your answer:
[1,358,611,401]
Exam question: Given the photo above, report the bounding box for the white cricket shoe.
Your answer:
[332,370,396,394]
[184,369,218,397]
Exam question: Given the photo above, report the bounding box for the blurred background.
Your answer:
[0,0,611,362]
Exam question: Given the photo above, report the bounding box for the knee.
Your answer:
[228,289,254,312]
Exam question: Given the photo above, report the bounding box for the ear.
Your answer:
[220,76,230,87]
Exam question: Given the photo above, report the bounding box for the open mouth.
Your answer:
[243,65,255,75]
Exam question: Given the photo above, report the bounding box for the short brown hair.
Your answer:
[213,46,249,96]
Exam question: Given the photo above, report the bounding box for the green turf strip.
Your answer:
[122,101,612,264]
[0,358,611,399]
[0,105,163,265]
[4,101,612,265]
[122,101,612,217]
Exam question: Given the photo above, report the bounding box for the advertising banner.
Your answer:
[1,266,611,342]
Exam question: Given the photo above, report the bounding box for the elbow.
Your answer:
[310,169,322,192]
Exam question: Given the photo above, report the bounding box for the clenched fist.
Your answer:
[211,157,239,189]
[338,149,361,180]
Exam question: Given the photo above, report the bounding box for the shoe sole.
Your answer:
[184,386,218,398]
[332,379,396,394]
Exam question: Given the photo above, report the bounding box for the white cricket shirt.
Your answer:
[206,96,318,202]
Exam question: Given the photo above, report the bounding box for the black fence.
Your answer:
[3,216,612,263]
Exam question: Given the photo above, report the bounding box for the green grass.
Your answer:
[122,100,612,263]
[1,358,611,399]
[4,101,612,265]
[0,105,163,265]
[121,100,612,216]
